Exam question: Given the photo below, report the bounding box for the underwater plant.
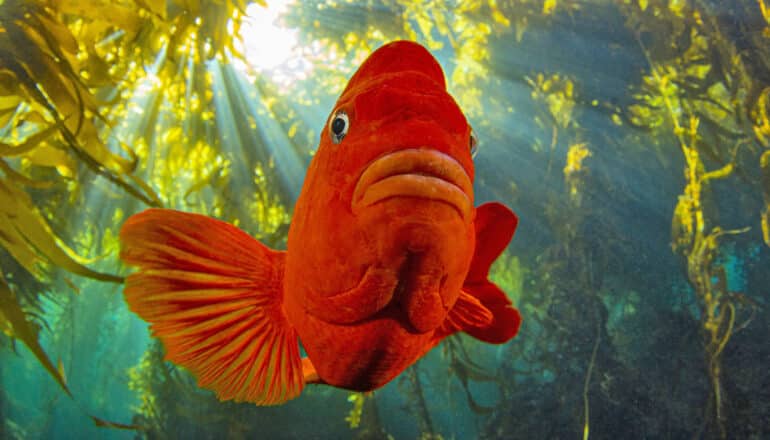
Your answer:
[622,1,767,437]
[2,1,769,438]
[0,0,289,430]
[0,0,149,413]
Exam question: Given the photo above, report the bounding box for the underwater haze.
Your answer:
[1,0,769,439]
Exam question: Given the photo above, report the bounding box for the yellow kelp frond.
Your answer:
[624,5,764,434]
[759,0,770,37]
[127,344,163,426]
[54,0,253,62]
[345,392,365,428]
[543,0,557,15]
[761,150,770,247]
[0,176,122,283]
[628,66,680,130]
[0,0,160,206]
[0,277,71,397]
[181,143,231,207]
[527,73,577,129]
[564,142,591,203]
[751,87,770,147]
[249,162,291,238]
[448,5,501,117]
[564,142,591,176]
[671,193,696,252]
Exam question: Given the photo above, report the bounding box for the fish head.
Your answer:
[286,41,477,332]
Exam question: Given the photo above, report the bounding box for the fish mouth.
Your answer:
[352,148,472,222]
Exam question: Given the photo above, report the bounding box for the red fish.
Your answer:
[120,40,521,405]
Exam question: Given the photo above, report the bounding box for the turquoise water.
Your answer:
[1,1,768,439]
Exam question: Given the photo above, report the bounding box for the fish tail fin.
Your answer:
[120,208,306,405]
[440,202,521,343]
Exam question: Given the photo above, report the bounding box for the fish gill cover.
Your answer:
[0,0,768,439]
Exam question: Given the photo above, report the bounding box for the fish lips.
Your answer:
[351,148,473,222]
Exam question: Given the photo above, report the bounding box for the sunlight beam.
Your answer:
[232,1,312,86]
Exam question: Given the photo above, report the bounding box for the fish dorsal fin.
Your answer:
[120,209,305,405]
[440,202,521,343]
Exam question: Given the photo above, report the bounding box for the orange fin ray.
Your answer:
[302,357,322,384]
[120,208,304,405]
[443,290,494,331]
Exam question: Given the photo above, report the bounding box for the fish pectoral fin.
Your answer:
[454,283,521,344]
[467,202,518,284]
[440,201,520,344]
[302,357,323,384]
[120,208,304,405]
[444,290,493,330]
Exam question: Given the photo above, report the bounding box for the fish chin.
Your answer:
[352,149,473,222]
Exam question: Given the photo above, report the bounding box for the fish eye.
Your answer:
[469,129,478,158]
[329,110,349,144]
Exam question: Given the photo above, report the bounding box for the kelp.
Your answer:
[0,277,70,396]
[527,72,583,185]
[443,336,501,415]
[762,150,770,246]
[0,176,121,283]
[400,364,436,437]
[0,0,159,287]
[669,116,755,439]
[0,0,295,415]
[0,0,160,206]
[0,0,211,427]
[52,0,261,63]
[624,1,766,436]
[345,392,366,429]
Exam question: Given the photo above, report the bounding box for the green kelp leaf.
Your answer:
[21,142,76,177]
[0,178,123,283]
[444,336,500,415]
[136,0,168,19]
[8,60,158,205]
[0,278,139,431]
[90,416,143,431]
[0,159,54,189]
[0,94,20,111]
[0,124,58,157]
[33,9,79,57]
[0,278,71,396]
[0,214,44,278]
[55,0,144,35]
[0,106,18,128]
[0,4,160,207]
[80,48,114,88]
